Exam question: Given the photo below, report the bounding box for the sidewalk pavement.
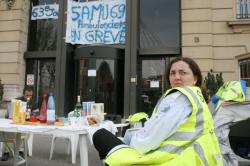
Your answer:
[0,134,104,166]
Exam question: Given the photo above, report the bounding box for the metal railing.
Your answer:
[237,0,250,19]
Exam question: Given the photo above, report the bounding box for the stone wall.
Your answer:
[182,0,250,82]
[0,0,30,103]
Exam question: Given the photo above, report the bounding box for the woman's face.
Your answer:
[169,61,197,88]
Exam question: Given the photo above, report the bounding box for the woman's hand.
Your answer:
[87,116,99,125]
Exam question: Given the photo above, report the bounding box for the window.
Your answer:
[239,58,250,87]
[139,0,180,54]
[236,0,250,19]
[137,57,172,115]
[28,0,59,51]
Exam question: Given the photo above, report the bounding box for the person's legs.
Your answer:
[0,133,26,161]
[93,128,124,159]
[0,132,14,161]
[1,143,10,161]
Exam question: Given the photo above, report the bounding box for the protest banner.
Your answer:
[66,0,126,45]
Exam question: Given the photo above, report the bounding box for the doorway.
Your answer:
[137,57,172,115]
[25,59,56,107]
[74,47,124,118]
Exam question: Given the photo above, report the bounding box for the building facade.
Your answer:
[0,0,249,119]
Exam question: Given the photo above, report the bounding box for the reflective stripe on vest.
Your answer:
[158,90,211,166]
[157,87,210,160]
[193,141,209,166]
[166,87,204,141]
[160,140,210,166]
[221,81,241,99]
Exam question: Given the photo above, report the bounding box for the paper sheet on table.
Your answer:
[87,120,118,144]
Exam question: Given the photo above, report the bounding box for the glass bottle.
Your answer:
[40,93,47,123]
[47,92,56,125]
[74,95,81,118]
[26,97,31,120]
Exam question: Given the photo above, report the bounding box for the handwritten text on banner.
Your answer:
[31,4,59,20]
[66,0,126,45]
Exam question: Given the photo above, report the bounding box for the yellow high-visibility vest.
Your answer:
[105,86,223,166]
[215,81,245,111]
[126,112,149,122]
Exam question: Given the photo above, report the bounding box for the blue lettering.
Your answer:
[71,29,80,42]
[114,22,119,29]
[87,24,93,29]
[103,30,112,43]
[84,29,126,44]
[110,5,118,18]
[91,4,103,21]
[100,23,104,29]
[69,1,126,44]
[44,5,52,16]
[107,23,112,29]
[118,4,126,19]
[119,29,126,43]
[38,6,44,17]
[32,7,38,18]
[85,31,94,42]
[113,31,121,42]
[95,30,103,42]
[77,20,83,28]
[82,6,90,20]
[119,21,125,29]
[71,6,80,21]
[102,4,109,20]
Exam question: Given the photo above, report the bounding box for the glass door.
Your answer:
[77,58,124,117]
[79,59,115,111]
[74,47,124,121]
[137,57,170,115]
[26,59,56,107]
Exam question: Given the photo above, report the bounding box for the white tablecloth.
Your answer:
[0,118,117,134]
[0,118,117,166]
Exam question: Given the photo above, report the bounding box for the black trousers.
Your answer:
[93,128,124,160]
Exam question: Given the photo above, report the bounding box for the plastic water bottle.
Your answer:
[47,92,55,125]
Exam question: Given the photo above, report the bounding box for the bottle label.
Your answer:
[47,109,55,123]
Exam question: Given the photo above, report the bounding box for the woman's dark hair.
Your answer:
[166,57,208,103]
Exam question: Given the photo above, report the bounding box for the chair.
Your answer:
[0,132,28,165]
[2,101,34,157]
[114,123,130,137]
[49,133,79,164]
